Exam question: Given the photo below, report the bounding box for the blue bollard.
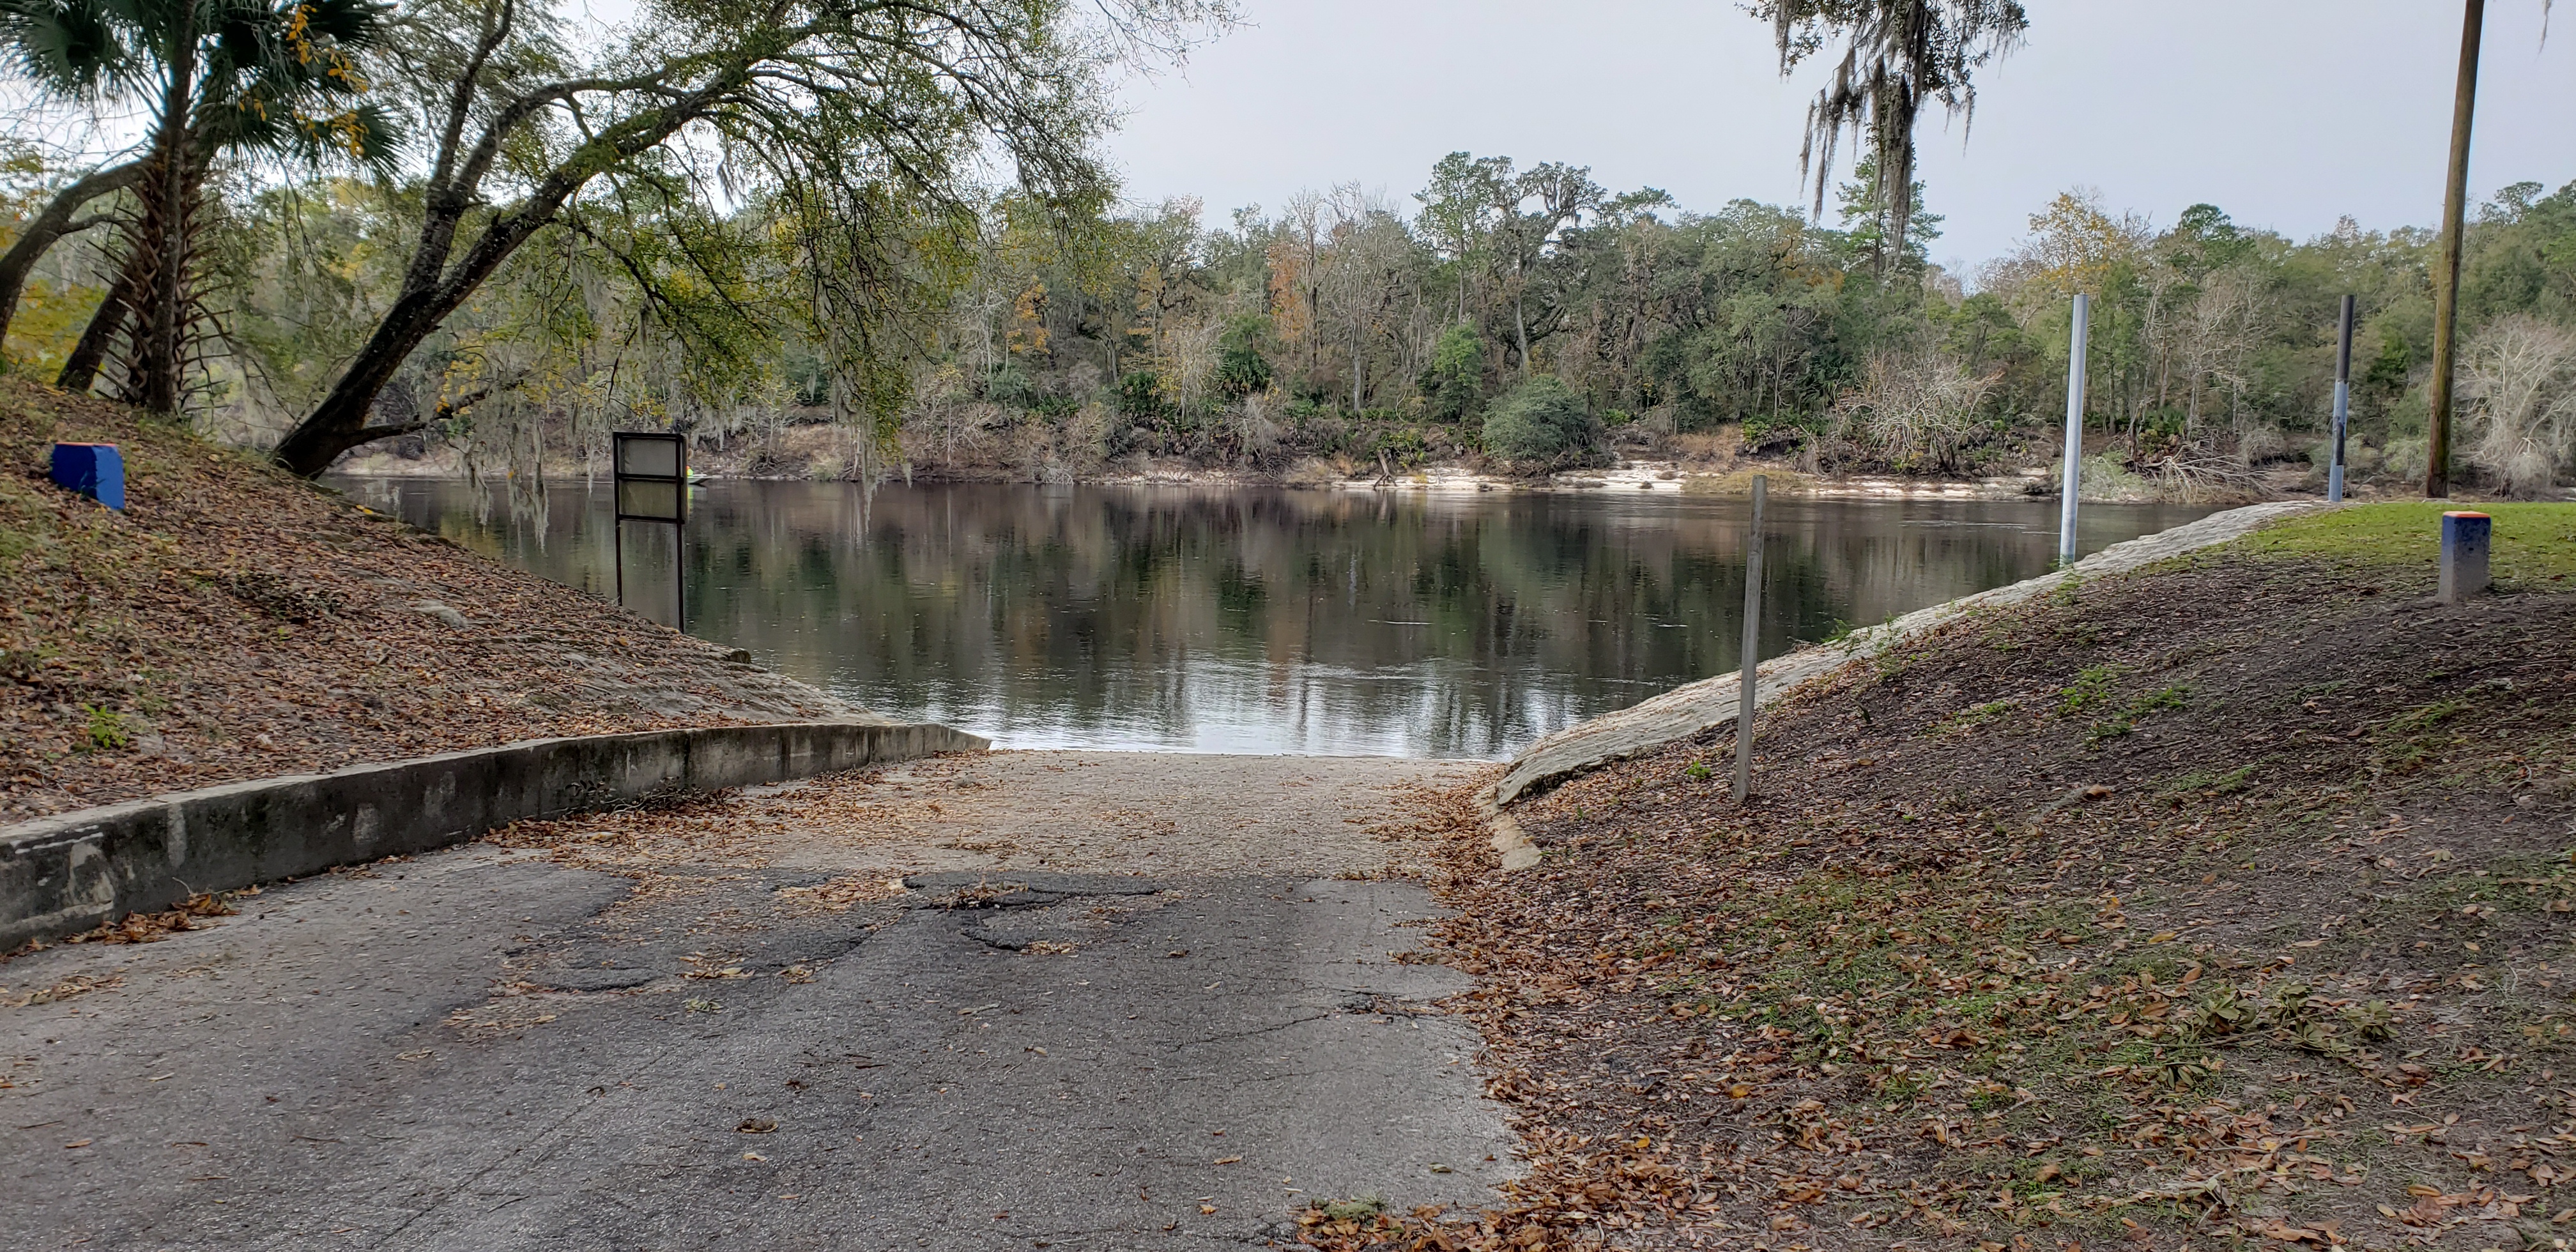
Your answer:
[50,442,125,510]
[2439,510,2490,604]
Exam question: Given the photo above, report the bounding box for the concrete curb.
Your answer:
[1483,500,2329,818]
[0,720,988,949]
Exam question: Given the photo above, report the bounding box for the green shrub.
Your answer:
[1420,323,1485,424]
[1480,376,1597,463]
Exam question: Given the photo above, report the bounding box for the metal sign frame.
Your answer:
[611,431,687,624]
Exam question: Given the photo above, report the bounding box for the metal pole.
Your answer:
[2440,510,2491,603]
[613,517,625,607]
[2058,293,2090,567]
[1733,475,1766,805]
[674,440,688,632]
[2329,294,2356,503]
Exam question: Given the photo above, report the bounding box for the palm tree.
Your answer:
[1754,0,2027,276]
[0,0,147,358]
[0,0,398,406]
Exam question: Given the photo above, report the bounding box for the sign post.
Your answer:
[2058,293,2090,567]
[1733,474,1767,805]
[2329,294,2356,503]
[612,432,688,627]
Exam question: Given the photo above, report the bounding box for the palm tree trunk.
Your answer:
[131,13,199,414]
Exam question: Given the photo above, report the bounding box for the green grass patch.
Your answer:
[1926,699,2016,739]
[2236,501,2576,585]
[2058,665,2120,715]
[2160,764,2256,800]
[2086,685,2190,745]
[2372,697,2474,772]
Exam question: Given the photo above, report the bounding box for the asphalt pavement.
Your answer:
[1,754,1512,1251]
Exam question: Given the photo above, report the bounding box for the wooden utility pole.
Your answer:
[2426,0,2485,499]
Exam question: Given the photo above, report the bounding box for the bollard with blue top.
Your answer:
[2439,510,2489,604]
[50,442,125,510]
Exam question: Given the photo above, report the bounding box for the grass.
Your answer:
[2237,500,2576,585]
[2057,664,2120,714]
[2159,764,2257,800]
[1925,699,2015,739]
[2084,684,2189,745]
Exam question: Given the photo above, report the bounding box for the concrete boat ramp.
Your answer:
[0,752,1509,1251]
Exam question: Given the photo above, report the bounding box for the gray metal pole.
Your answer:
[2329,294,2356,503]
[2058,293,2090,567]
[1733,474,1766,805]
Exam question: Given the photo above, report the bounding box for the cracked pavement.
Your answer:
[1,752,1512,1250]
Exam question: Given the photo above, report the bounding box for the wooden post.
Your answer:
[2427,0,2485,499]
[1733,475,1767,805]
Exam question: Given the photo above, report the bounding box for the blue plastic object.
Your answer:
[50,442,124,510]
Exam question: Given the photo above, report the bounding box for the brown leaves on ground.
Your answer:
[0,378,861,824]
[56,890,241,947]
[1397,559,2576,1250]
[3,970,125,1009]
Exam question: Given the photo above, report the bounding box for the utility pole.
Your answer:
[2426,0,2485,499]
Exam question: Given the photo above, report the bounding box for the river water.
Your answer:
[334,477,2211,758]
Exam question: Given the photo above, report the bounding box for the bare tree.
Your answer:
[2462,315,2576,498]
[2168,268,2268,443]
[1827,349,2000,473]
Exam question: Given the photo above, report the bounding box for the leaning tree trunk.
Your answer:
[0,161,146,357]
[57,252,146,393]
[272,61,743,476]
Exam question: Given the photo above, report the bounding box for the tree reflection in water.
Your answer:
[337,478,2211,758]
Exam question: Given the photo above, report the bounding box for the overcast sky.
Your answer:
[1104,0,2576,270]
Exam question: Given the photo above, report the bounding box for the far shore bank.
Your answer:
[330,448,2377,506]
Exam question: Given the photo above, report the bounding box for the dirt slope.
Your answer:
[0,379,867,824]
[1393,504,2576,1252]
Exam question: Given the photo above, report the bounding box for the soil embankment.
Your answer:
[0,379,868,824]
[1399,503,2576,1251]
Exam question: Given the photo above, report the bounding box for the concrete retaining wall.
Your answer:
[0,720,988,949]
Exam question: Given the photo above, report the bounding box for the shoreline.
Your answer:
[332,453,2308,505]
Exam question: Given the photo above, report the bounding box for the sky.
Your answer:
[1103,0,2576,271]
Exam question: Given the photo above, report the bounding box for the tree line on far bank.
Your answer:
[1,0,2571,498]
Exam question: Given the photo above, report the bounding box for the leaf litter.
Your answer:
[1328,556,2576,1251]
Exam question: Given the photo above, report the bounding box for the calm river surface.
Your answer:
[335,477,2212,758]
